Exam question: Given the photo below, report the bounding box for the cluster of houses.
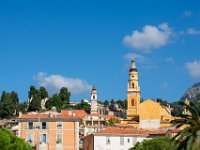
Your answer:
[1,59,184,150]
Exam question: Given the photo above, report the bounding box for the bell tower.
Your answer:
[90,86,98,114]
[127,59,140,117]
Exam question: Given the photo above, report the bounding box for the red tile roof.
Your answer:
[93,127,149,136]
[18,110,122,120]
[91,127,167,136]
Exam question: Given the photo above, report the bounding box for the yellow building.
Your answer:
[124,59,174,129]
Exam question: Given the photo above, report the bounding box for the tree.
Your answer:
[39,86,48,99]
[1,99,15,119]
[28,94,41,112]
[110,99,115,105]
[59,87,71,104]
[0,127,32,150]
[0,91,17,119]
[74,100,91,110]
[104,100,109,107]
[171,102,183,117]
[45,94,63,112]
[156,98,169,107]
[28,85,37,99]
[1,91,7,101]
[116,99,127,109]
[129,136,175,150]
[171,101,200,150]
[10,91,19,115]
[19,102,28,114]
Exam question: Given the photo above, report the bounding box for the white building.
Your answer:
[83,127,166,150]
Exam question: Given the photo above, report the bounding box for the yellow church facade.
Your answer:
[123,59,174,129]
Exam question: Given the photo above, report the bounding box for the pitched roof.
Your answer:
[90,127,167,136]
[18,109,122,120]
[93,127,149,136]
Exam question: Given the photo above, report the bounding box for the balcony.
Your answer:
[39,143,48,150]
[56,144,63,150]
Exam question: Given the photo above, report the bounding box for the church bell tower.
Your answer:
[127,59,140,117]
[90,86,98,114]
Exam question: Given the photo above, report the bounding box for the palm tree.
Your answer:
[171,101,200,150]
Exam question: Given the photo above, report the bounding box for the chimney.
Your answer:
[68,111,72,116]
[72,112,76,117]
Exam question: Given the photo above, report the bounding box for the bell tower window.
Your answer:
[132,83,134,88]
[131,99,134,106]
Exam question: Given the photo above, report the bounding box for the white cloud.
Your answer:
[187,28,200,35]
[34,72,92,95]
[166,57,175,63]
[186,60,200,79]
[123,23,172,52]
[183,10,192,17]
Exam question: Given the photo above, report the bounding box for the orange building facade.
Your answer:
[17,109,80,150]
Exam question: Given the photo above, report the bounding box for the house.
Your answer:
[17,107,80,150]
[83,127,166,150]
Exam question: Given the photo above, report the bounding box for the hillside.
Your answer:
[181,82,200,101]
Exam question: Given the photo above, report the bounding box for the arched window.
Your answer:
[132,83,134,88]
[131,99,134,106]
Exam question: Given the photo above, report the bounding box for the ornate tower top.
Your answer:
[129,59,137,72]
[91,86,97,94]
[91,86,97,101]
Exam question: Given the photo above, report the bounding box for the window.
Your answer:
[57,122,63,129]
[132,83,134,88]
[120,136,124,145]
[40,134,48,144]
[106,136,111,145]
[56,134,62,144]
[127,138,130,143]
[27,134,34,143]
[27,122,33,129]
[131,99,134,106]
[41,122,47,129]
[93,95,95,100]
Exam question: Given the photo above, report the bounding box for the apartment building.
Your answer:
[17,108,80,150]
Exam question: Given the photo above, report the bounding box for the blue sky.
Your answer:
[0,0,200,102]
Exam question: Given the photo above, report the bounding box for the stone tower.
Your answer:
[127,59,140,117]
[90,86,98,114]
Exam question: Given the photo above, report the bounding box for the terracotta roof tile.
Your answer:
[92,127,167,136]
[18,109,122,120]
[94,127,148,136]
